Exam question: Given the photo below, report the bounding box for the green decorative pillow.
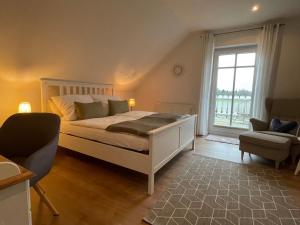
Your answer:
[74,101,109,120]
[108,100,129,116]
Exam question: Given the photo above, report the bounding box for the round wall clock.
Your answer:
[173,64,184,76]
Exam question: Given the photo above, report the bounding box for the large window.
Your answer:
[210,47,257,130]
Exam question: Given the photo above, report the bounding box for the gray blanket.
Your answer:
[106,113,188,137]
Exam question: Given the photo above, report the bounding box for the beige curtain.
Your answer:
[197,33,214,135]
[252,24,281,120]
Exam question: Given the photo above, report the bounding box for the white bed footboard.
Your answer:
[147,115,197,194]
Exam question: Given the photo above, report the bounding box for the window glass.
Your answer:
[218,54,235,67]
[236,53,256,66]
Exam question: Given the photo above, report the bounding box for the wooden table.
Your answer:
[0,155,33,190]
[0,155,33,225]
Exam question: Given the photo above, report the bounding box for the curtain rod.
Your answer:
[214,23,285,36]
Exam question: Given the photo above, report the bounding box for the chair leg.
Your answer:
[192,139,196,150]
[241,151,244,161]
[33,183,59,216]
[38,184,46,194]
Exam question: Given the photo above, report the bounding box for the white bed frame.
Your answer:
[41,78,197,195]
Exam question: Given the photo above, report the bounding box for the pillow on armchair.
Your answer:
[270,118,298,134]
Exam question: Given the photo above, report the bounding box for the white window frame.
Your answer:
[208,45,258,137]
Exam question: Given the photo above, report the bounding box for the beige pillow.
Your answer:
[91,95,121,116]
[51,95,94,120]
[91,95,121,104]
[108,100,129,116]
[74,101,109,120]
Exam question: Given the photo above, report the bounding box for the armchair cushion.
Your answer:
[270,118,298,133]
[258,131,300,144]
[250,118,269,131]
[239,132,291,150]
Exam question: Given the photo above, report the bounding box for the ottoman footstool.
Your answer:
[239,131,291,169]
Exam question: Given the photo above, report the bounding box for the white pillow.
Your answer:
[51,95,93,120]
[48,99,63,117]
[91,95,121,104]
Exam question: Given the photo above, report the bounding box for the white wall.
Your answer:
[0,0,187,123]
[135,33,204,112]
[135,28,262,112]
[273,17,300,98]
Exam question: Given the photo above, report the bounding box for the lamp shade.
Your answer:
[18,102,31,113]
[128,98,136,107]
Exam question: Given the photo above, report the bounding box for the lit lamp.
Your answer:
[18,102,31,113]
[128,98,136,111]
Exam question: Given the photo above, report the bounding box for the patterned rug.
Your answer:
[205,135,239,145]
[144,156,300,225]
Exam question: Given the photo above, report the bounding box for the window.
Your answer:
[210,47,257,130]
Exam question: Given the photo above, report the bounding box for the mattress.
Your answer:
[60,111,156,152]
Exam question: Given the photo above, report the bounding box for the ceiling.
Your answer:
[1,0,300,92]
[161,0,300,31]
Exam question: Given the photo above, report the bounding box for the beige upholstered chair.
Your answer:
[239,98,300,169]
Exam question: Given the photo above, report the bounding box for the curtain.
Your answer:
[252,24,281,120]
[197,33,214,135]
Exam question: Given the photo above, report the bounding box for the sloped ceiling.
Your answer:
[162,0,300,31]
[0,0,188,92]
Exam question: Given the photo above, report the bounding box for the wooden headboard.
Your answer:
[40,78,113,112]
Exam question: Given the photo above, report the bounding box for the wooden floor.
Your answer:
[31,137,300,225]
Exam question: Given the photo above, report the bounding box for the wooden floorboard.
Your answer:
[31,137,300,225]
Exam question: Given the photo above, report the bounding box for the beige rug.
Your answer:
[205,134,239,145]
[144,155,300,225]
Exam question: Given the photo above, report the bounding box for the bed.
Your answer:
[41,78,197,194]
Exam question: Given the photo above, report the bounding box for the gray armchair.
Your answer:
[0,113,60,215]
[239,98,300,168]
